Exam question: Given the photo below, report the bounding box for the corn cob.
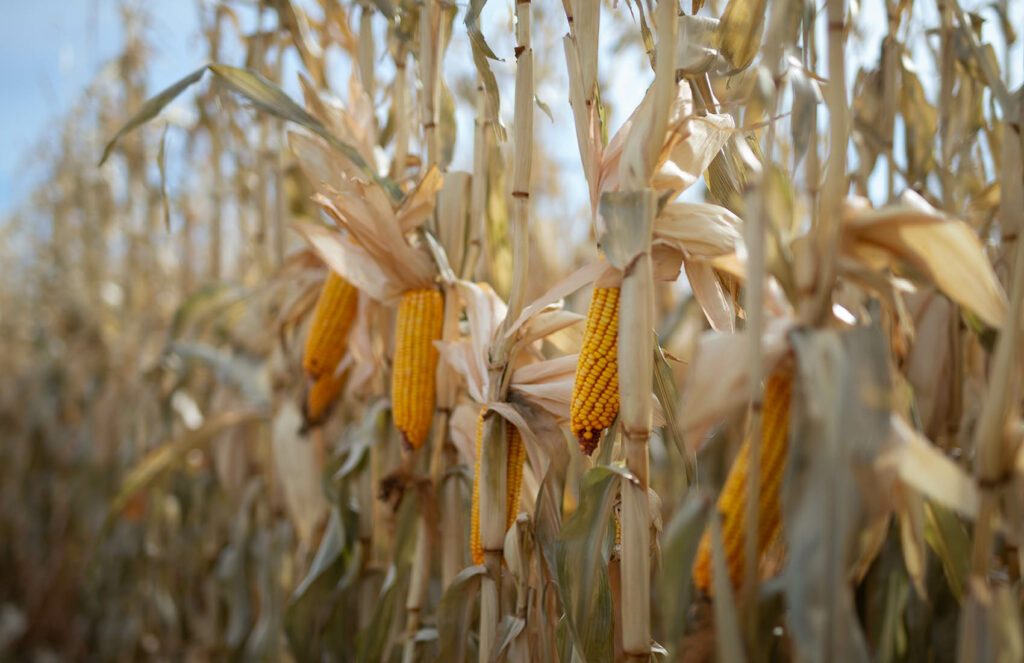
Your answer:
[303,271,359,380]
[392,287,444,450]
[692,372,793,595]
[571,286,621,455]
[304,367,349,427]
[471,409,526,565]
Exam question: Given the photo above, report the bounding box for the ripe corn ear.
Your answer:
[471,409,526,565]
[692,372,793,595]
[303,271,359,380]
[571,286,621,455]
[392,287,443,450]
[304,368,349,427]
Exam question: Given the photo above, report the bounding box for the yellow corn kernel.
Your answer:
[304,367,349,427]
[692,372,793,595]
[303,271,359,380]
[392,287,443,450]
[471,409,526,565]
[571,286,620,455]
[506,419,525,532]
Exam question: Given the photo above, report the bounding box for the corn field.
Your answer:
[2,0,1023,660]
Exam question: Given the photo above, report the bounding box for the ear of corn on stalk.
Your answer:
[571,286,621,455]
[692,372,793,595]
[304,367,349,428]
[303,271,359,380]
[392,287,444,450]
[471,409,526,565]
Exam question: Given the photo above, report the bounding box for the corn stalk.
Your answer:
[477,2,533,659]
[599,4,676,659]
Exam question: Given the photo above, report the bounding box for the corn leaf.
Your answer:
[101,64,402,200]
[554,464,633,663]
[923,502,970,603]
[99,66,206,166]
[658,492,710,651]
[436,566,487,663]
[105,409,264,528]
[715,0,769,71]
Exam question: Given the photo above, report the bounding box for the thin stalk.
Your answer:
[401,515,431,663]
[616,3,675,659]
[806,18,821,208]
[938,3,956,211]
[462,84,488,280]
[478,3,534,658]
[619,250,654,662]
[502,0,534,332]
[804,0,848,325]
[357,2,376,100]
[390,48,410,182]
[419,0,442,170]
[741,180,767,626]
[478,412,508,663]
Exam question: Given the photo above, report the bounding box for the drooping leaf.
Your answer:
[554,464,633,662]
[284,510,358,660]
[169,341,271,407]
[464,0,505,140]
[105,409,264,528]
[101,64,402,199]
[435,565,487,663]
[99,66,206,166]
[652,338,695,485]
[658,491,711,652]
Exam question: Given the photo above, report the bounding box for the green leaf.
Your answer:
[99,66,206,166]
[435,565,487,663]
[923,502,970,603]
[652,338,695,486]
[555,464,633,663]
[284,510,358,660]
[657,492,710,651]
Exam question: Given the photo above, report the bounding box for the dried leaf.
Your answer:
[715,0,769,71]
[844,193,1007,328]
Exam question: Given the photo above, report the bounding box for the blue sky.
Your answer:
[1,0,1020,223]
[0,3,199,215]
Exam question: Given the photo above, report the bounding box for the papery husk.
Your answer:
[841,191,1007,328]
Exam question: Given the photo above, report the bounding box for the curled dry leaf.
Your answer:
[876,415,979,519]
[843,191,1007,328]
